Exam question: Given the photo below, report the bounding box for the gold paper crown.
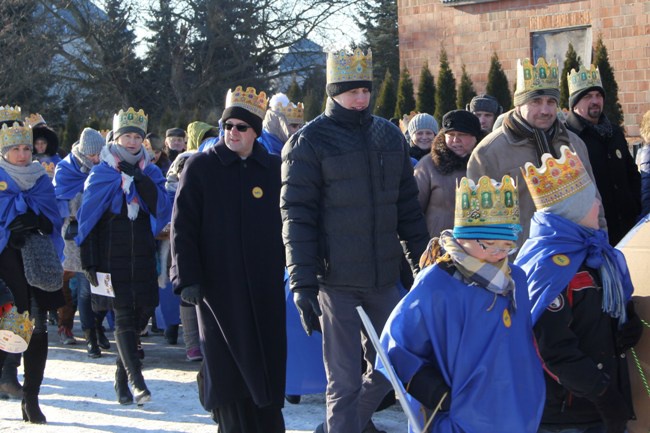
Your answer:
[327,48,373,84]
[0,105,21,123]
[0,122,32,148]
[275,101,304,124]
[0,306,34,353]
[522,145,592,210]
[225,86,268,119]
[24,113,46,128]
[567,64,603,97]
[516,57,559,95]
[399,111,418,134]
[455,176,520,227]
[112,107,148,134]
[98,129,111,138]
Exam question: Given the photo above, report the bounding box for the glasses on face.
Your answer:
[475,239,518,256]
[224,123,251,132]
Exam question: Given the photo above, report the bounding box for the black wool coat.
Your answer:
[170,140,286,411]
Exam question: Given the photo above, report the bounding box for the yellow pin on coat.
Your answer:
[252,187,263,199]
[552,254,570,266]
[502,308,512,328]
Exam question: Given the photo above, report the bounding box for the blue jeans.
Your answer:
[538,425,606,433]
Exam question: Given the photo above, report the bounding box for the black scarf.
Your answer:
[503,110,560,165]
[577,113,614,138]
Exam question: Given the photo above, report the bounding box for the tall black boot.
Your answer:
[114,359,133,405]
[22,333,48,424]
[84,329,102,358]
[115,330,151,405]
[95,316,110,350]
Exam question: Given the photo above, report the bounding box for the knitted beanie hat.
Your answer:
[78,128,104,156]
[407,113,439,137]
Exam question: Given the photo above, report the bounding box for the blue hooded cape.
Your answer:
[53,153,88,218]
[0,168,64,259]
[379,263,545,433]
[75,158,171,245]
[515,212,634,325]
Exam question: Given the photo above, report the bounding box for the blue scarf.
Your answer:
[0,169,64,258]
[515,212,633,325]
[75,149,171,245]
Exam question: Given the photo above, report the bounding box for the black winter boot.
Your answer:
[22,333,48,424]
[114,359,133,405]
[84,329,102,358]
[96,317,110,350]
[115,330,151,405]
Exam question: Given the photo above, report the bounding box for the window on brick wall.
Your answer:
[531,26,592,76]
[440,0,498,5]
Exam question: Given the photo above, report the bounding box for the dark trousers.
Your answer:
[213,397,284,433]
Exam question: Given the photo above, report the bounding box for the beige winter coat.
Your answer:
[467,111,605,243]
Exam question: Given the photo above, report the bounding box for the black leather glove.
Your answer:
[180,284,202,305]
[84,267,99,287]
[293,288,322,336]
[617,301,644,353]
[37,213,53,235]
[592,386,629,433]
[118,161,144,182]
[406,364,451,412]
[7,210,39,233]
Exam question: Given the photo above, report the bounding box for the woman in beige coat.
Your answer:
[414,110,483,237]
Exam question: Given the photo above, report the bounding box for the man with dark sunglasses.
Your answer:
[171,86,287,433]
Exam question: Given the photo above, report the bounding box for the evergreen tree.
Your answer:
[286,77,303,102]
[394,67,416,119]
[416,61,435,115]
[374,69,397,119]
[356,0,399,87]
[594,35,624,126]
[434,49,457,124]
[486,52,512,112]
[456,64,476,109]
[301,66,326,121]
[560,43,581,110]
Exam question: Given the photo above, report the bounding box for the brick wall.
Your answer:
[398,0,650,136]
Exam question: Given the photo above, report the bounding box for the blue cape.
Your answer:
[258,130,284,156]
[75,160,171,245]
[0,169,64,259]
[515,212,634,324]
[380,264,545,433]
[53,153,88,218]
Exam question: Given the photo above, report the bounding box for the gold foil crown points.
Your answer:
[0,122,33,148]
[112,107,148,134]
[275,101,304,124]
[567,64,603,97]
[225,86,269,119]
[516,57,560,95]
[0,105,21,123]
[327,48,373,84]
[399,111,418,134]
[522,145,592,210]
[24,113,46,128]
[454,175,520,227]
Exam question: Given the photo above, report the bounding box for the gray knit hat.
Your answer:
[466,94,502,115]
[407,113,439,138]
[78,128,104,156]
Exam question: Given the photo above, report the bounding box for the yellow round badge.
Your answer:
[552,254,570,266]
[0,181,6,191]
[252,186,263,199]
[502,308,511,328]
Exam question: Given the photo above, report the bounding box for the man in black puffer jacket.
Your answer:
[281,48,429,433]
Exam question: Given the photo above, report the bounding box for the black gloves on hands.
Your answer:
[592,385,630,433]
[84,267,99,287]
[8,211,39,233]
[293,289,322,336]
[406,364,451,412]
[617,301,644,354]
[180,284,202,305]
[118,161,144,182]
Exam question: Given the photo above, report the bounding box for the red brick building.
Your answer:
[398,0,649,137]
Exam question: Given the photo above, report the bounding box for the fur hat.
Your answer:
[78,128,104,156]
[441,110,482,139]
[407,113,439,137]
[31,125,59,156]
[466,94,503,115]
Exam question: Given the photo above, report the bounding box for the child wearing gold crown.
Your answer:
[75,108,171,406]
[379,175,545,433]
[515,146,642,433]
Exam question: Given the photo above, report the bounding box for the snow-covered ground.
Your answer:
[0,322,407,432]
